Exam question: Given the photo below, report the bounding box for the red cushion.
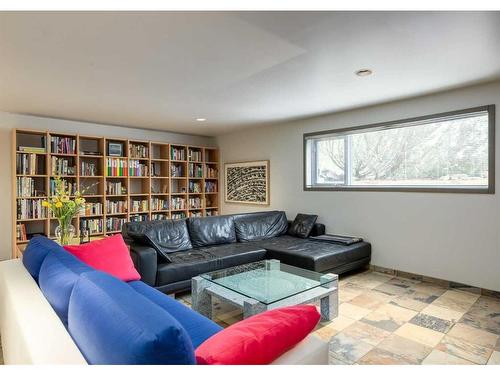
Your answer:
[195,305,320,365]
[64,234,140,282]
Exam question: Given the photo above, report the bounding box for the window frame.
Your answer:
[303,105,495,194]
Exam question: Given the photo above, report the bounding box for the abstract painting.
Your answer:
[224,160,269,205]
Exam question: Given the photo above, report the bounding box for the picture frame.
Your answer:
[224,160,269,205]
[108,142,123,157]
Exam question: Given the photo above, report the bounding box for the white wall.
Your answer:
[1,112,215,261]
[217,81,500,291]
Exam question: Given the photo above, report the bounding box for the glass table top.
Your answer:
[200,260,334,305]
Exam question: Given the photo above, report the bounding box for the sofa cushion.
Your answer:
[187,215,236,247]
[156,243,267,286]
[288,213,318,238]
[38,248,93,326]
[195,305,320,365]
[64,234,140,282]
[256,235,371,273]
[22,236,64,282]
[124,220,192,261]
[68,271,195,364]
[129,280,223,348]
[233,211,288,242]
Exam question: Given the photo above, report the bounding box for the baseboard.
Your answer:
[369,264,500,298]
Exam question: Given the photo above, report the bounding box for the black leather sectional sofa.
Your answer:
[123,211,371,294]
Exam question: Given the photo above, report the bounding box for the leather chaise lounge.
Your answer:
[123,211,371,294]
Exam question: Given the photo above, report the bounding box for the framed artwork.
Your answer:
[224,160,269,205]
[108,142,123,157]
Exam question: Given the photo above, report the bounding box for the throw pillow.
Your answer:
[288,213,318,238]
[64,234,140,282]
[195,305,320,365]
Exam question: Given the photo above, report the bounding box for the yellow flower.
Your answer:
[61,195,70,202]
[55,202,63,208]
[42,201,50,207]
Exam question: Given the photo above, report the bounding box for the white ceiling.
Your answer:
[1,11,500,136]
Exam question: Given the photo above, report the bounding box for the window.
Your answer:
[304,106,495,193]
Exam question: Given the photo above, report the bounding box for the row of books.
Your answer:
[172,212,186,220]
[80,218,103,234]
[50,179,77,196]
[130,214,148,222]
[189,211,203,217]
[205,181,218,193]
[189,181,202,193]
[107,200,127,214]
[129,144,149,159]
[81,160,99,176]
[51,156,75,175]
[130,199,148,213]
[151,198,169,211]
[16,223,28,241]
[106,158,128,176]
[205,209,219,216]
[152,213,168,220]
[18,145,46,154]
[188,197,202,209]
[16,153,44,175]
[81,202,103,216]
[106,217,127,232]
[106,181,126,195]
[17,199,47,220]
[189,163,203,178]
[188,149,202,162]
[205,165,218,178]
[17,177,43,197]
[129,160,148,177]
[171,164,184,177]
[151,162,164,177]
[51,136,76,154]
[171,197,186,210]
[171,147,186,161]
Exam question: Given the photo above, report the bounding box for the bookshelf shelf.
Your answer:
[12,128,219,258]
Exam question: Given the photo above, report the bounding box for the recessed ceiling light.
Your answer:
[355,69,373,77]
[196,118,207,122]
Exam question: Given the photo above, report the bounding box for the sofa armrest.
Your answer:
[129,244,158,287]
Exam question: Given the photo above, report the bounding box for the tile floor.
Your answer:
[177,269,500,365]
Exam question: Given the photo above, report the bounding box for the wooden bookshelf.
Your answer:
[12,129,219,258]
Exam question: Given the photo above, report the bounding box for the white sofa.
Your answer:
[0,259,328,365]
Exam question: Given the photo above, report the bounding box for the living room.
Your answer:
[1,0,500,371]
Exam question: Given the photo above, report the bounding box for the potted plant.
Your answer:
[42,177,86,245]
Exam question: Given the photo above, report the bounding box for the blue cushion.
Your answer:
[68,272,195,364]
[22,236,65,282]
[38,249,93,326]
[129,281,223,348]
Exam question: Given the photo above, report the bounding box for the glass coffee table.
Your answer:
[192,259,338,321]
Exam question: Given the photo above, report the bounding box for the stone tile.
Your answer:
[395,270,423,282]
[447,323,499,349]
[436,335,492,365]
[410,281,447,297]
[362,311,403,332]
[329,332,374,364]
[410,313,454,333]
[341,321,391,346]
[496,337,500,351]
[347,273,392,289]
[374,282,409,297]
[403,288,441,305]
[378,334,433,364]
[420,304,464,324]
[459,312,500,335]
[321,314,356,332]
[328,355,350,365]
[422,349,475,365]
[386,277,420,288]
[395,323,445,347]
[375,303,418,322]
[432,290,480,313]
[358,348,413,365]
[488,351,500,365]
[467,296,500,320]
[349,290,394,310]
[314,324,339,342]
[421,275,450,287]
[390,294,429,312]
[482,289,500,299]
[339,288,361,303]
[449,281,482,295]
[339,302,372,320]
